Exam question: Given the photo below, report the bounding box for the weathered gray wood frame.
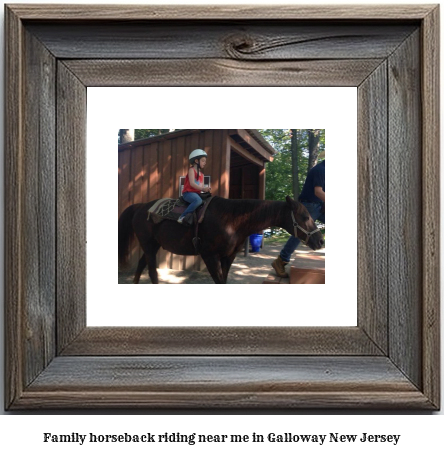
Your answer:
[5,5,440,410]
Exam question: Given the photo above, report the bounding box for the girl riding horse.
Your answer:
[178,149,211,224]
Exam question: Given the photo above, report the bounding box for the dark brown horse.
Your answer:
[118,196,324,284]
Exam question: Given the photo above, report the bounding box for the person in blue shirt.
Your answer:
[272,154,325,278]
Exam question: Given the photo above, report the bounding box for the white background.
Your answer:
[0,0,442,445]
[1,415,443,454]
[87,87,357,326]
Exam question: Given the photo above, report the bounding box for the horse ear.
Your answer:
[286,196,301,213]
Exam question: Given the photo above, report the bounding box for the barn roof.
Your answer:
[245,129,278,157]
[118,129,278,162]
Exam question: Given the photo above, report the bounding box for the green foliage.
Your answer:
[264,229,291,244]
[259,129,292,201]
[135,129,173,140]
[264,226,291,239]
[319,130,325,157]
[258,129,324,202]
[118,129,182,144]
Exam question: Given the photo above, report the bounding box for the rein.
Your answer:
[291,211,320,245]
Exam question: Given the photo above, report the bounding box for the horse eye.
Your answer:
[303,216,310,222]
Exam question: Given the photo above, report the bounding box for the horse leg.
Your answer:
[221,253,236,284]
[201,254,224,284]
[133,255,147,284]
[143,242,161,284]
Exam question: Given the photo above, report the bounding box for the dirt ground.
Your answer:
[118,241,319,284]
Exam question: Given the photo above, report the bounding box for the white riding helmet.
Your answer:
[189,149,207,163]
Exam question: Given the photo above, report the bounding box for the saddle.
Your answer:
[147,193,214,253]
[147,192,213,225]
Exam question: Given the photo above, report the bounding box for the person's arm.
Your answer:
[188,168,210,192]
[314,186,325,202]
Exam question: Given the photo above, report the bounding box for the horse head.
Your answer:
[285,196,324,250]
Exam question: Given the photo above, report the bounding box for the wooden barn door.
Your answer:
[228,152,263,200]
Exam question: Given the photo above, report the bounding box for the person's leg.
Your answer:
[179,192,203,220]
[272,236,300,278]
[272,202,323,277]
[279,236,301,262]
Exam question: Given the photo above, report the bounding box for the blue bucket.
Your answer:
[249,234,263,253]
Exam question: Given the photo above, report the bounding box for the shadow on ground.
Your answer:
[118,242,317,284]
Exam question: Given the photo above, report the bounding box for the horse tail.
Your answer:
[118,204,139,268]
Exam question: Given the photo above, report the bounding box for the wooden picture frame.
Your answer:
[5,4,440,410]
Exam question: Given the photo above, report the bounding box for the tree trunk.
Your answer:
[307,129,321,170]
[291,129,300,199]
[119,129,134,144]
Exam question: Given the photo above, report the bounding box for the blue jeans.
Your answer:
[181,192,203,218]
[280,202,325,262]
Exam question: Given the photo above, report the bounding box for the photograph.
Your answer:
[117,129,326,285]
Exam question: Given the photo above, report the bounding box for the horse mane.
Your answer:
[212,196,285,222]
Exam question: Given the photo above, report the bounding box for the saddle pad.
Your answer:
[147,196,212,225]
[147,198,179,223]
[148,198,174,214]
